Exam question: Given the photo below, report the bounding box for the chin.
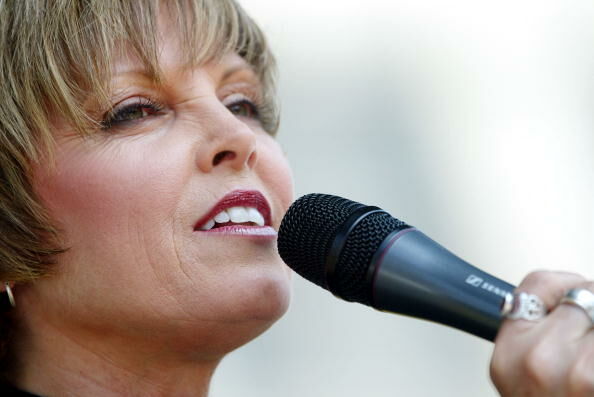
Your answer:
[240,267,292,322]
[159,269,292,359]
[205,270,292,355]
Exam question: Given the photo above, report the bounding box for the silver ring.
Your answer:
[501,292,546,321]
[560,288,594,325]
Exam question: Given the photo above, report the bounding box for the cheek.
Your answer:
[32,140,186,251]
[258,137,294,213]
[30,138,200,323]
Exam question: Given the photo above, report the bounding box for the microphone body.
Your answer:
[371,228,514,341]
[277,194,515,341]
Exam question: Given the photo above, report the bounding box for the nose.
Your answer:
[195,111,258,173]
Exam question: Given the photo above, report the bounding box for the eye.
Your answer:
[101,97,164,129]
[227,99,260,120]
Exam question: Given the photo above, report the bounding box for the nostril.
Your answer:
[212,150,236,166]
[246,150,257,169]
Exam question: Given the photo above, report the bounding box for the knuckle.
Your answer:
[519,270,557,291]
[522,270,552,285]
[489,348,506,387]
[522,343,558,390]
[574,281,594,294]
[520,270,585,289]
[491,339,560,394]
[567,355,594,396]
[490,349,515,396]
[519,271,586,308]
[557,271,587,287]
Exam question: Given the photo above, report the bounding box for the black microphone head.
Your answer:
[278,193,410,305]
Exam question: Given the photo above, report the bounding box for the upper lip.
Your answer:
[193,189,272,230]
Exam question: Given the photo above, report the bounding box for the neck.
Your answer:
[11,319,221,397]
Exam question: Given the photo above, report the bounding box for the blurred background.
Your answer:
[211,1,594,396]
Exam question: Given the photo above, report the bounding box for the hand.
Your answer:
[491,271,594,397]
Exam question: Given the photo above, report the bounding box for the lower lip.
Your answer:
[195,225,277,240]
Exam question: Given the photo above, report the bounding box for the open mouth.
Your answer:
[194,190,272,232]
[198,206,266,230]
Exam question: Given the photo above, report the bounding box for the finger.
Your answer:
[497,270,586,334]
[497,271,585,336]
[522,281,594,343]
[514,270,587,311]
[552,281,594,338]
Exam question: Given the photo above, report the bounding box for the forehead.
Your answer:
[109,8,257,84]
[112,50,254,82]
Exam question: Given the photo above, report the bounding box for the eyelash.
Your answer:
[100,96,262,130]
[101,97,164,130]
[226,98,261,120]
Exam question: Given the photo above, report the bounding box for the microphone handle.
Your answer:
[368,229,515,341]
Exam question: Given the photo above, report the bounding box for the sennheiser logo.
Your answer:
[466,274,483,287]
[465,274,509,297]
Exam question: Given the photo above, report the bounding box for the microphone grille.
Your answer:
[278,193,409,304]
[333,210,408,303]
[277,194,366,289]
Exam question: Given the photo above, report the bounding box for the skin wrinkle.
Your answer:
[107,58,261,120]
[130,188,195,322]
[170,235,198,318]
[21,315,143,394]
[167,119,213,315]
[170,187,225,322]
[164,195,196,317]
[23,296,219,396]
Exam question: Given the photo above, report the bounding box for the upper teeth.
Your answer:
[200,206,265,230]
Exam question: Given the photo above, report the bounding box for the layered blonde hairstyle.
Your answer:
[0,0,278,284]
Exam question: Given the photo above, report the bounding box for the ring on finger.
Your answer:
[560,288,594,325]
[501,292,547,321]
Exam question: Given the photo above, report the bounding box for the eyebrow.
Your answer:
[221,63,257,82]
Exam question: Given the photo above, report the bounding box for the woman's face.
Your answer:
[27,21,294,356]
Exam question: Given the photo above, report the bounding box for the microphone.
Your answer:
[277,193,515,341]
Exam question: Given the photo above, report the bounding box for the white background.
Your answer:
[211,1,594,396]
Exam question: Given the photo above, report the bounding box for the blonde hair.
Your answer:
[0,0,278,283]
